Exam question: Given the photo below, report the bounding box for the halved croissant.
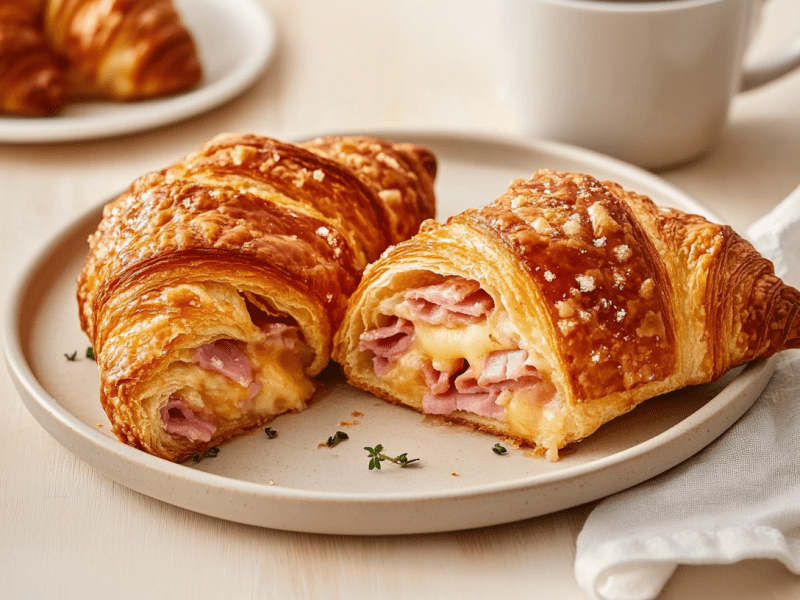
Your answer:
[44,0,201,101]
[0,0,66,116]
[77,133,437,462]
[333,169,800,461]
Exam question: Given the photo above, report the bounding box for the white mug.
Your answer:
[498,0,800,169]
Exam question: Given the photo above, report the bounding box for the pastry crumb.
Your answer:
[351,411,363,417]
[338,420,358,427]
[451,472,458,477]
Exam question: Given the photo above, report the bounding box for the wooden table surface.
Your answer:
[2,1,800,598]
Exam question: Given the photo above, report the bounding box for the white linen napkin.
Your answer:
[574,183,800,600]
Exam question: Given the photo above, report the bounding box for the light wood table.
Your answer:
[2,1,799,598]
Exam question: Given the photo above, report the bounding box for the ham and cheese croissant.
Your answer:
[333,169,800,461]
[44,0,201,101]
[0,0,66,116]
[77,133,437,462]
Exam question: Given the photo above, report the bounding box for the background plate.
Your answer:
[0,0,276,143]
[3,132,775,535]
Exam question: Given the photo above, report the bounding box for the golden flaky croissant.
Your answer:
[77,133,437,462]
[333,169,800,461]
[44,0,201,101]
[0,0,67,116]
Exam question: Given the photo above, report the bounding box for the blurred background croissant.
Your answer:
[0,0,201,117]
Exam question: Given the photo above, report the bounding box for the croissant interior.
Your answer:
[333,170,800,460]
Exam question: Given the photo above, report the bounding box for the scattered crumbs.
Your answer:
[268,480,276,486]
[544,270,556,282]
[576,274,596,293]
[451,472,459,477]
[351,411,364,418]
[338,420,358,427]
[312,169,325,182]
[96,423,103,428]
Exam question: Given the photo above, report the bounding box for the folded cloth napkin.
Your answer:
[574,183,800,600]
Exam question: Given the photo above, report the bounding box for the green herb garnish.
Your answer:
[364,444,419,470]
[326,431,349,447]
[86,347,95,361]
[192,446,220,462]
[264,427,278,439]
[492,443,508,455]
[64,351,78,361]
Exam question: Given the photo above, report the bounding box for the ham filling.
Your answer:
[161,312,306,441]
[358,316,415,377]
[160,398,216,442]
[360,277,546,421]
[397,278,494,325]
[421,349,541,419]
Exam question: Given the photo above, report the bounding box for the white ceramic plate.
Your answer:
[3,132,776,535]
[0,0,275,143]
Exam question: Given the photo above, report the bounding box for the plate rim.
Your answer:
[0,0,276,143]
[2,131,775,532]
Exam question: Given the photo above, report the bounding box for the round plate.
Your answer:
[0,0,276,143]
[2,132,776,535]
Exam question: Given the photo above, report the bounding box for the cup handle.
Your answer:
[741,36,800,91]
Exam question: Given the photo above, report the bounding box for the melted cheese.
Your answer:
[156,340,315,425]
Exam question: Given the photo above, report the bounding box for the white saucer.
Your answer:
[0,0,276,143]
[2,131,775,535]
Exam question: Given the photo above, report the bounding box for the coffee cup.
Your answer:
[498,0,800,169]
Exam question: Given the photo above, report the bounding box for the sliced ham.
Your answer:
[422,389,504,419]
[423,350,542,420]
[261,322,302,350]
[160,398,217,442]
[359,317,415,377]
[456,349,540,392]
[398,277,494,325]
[193,339,253,387]
[422,358,464,394]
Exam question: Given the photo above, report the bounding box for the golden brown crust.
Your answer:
[0,0,67,116]
[333,169,800,458]
[44,0,201,101]
[77,133,437,461]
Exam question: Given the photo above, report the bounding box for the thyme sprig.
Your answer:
[364,444,419,470]
[492,443,508,455]
[64,351,78,361]
[264,427,278,439]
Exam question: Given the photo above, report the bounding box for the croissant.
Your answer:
[0,0,67,116]
[77,133,437,462]
[333,169,800,461]
[44,0,201,101]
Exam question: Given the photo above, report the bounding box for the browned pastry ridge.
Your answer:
[44,0,201,101]
[77,133,437,462]
[333,169,800,461]
[0,0,67,116]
